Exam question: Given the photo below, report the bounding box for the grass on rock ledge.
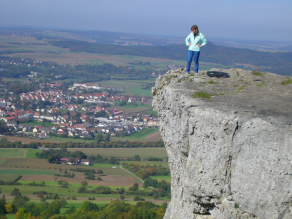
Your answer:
[281,77,292,85]
[252,71,265,77]
[237,86,245,92]
[193,92,211,99]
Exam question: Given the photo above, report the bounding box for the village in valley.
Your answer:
[0,31,173,218]
[0,56,163,146]
[0,77,159,140]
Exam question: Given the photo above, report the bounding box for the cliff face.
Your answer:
[152,68,292,219]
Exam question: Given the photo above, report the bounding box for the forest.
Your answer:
[0,195,167,219]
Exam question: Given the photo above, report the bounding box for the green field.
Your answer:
[0,160,7,165]
[108,103,153,115]
[67,148,167,159]
[0,148,37,159]
[0,169,56,175]
[112,128,159,141]
[6,215,15,219]
[150,175,171,182]
[111,103,152,109]
[26,149,38,158]
[92,163,119,168]
[0,174,21,182]
[93,79,156,87]
[0,149,26,158]
[114,107,153,115]
[89,79,156,96]
[147,109,158,115]
[129,87,152,96]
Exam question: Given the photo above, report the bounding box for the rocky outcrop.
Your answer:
[152,68,292,219]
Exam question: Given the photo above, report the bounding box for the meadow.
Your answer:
[147,109,158,115]
[0,174,21,182]
[129,87,152,96]
[0,169,56,175]
[150,175,171,183]
[112,128,160,141]
[107,103,153,115]
[0,148,26,158]
[109,103,152,109]
[90,79,156,97]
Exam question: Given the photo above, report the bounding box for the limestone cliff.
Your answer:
[152,68,292,219]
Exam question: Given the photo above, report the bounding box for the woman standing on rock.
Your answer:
[185,25,207,74]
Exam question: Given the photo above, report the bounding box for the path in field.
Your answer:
[23,149,27,158]
[119,165,144,183]
[145,131,162,141]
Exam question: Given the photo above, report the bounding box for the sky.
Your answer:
[0,0,292,42]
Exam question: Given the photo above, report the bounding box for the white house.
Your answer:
[80,159,90,165]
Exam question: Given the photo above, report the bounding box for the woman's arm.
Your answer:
[200,33,207,47]
[185,33,192,46]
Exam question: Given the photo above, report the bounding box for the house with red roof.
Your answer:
[113,109,123,115]
[2,117,16,122]
[60,158,79,165]
[33,112,40,119]
[57,129,65,134]
[128,97,137,103]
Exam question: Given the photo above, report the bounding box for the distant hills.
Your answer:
[51,40,292,75]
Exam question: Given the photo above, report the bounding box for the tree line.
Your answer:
[0,137,165,149]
